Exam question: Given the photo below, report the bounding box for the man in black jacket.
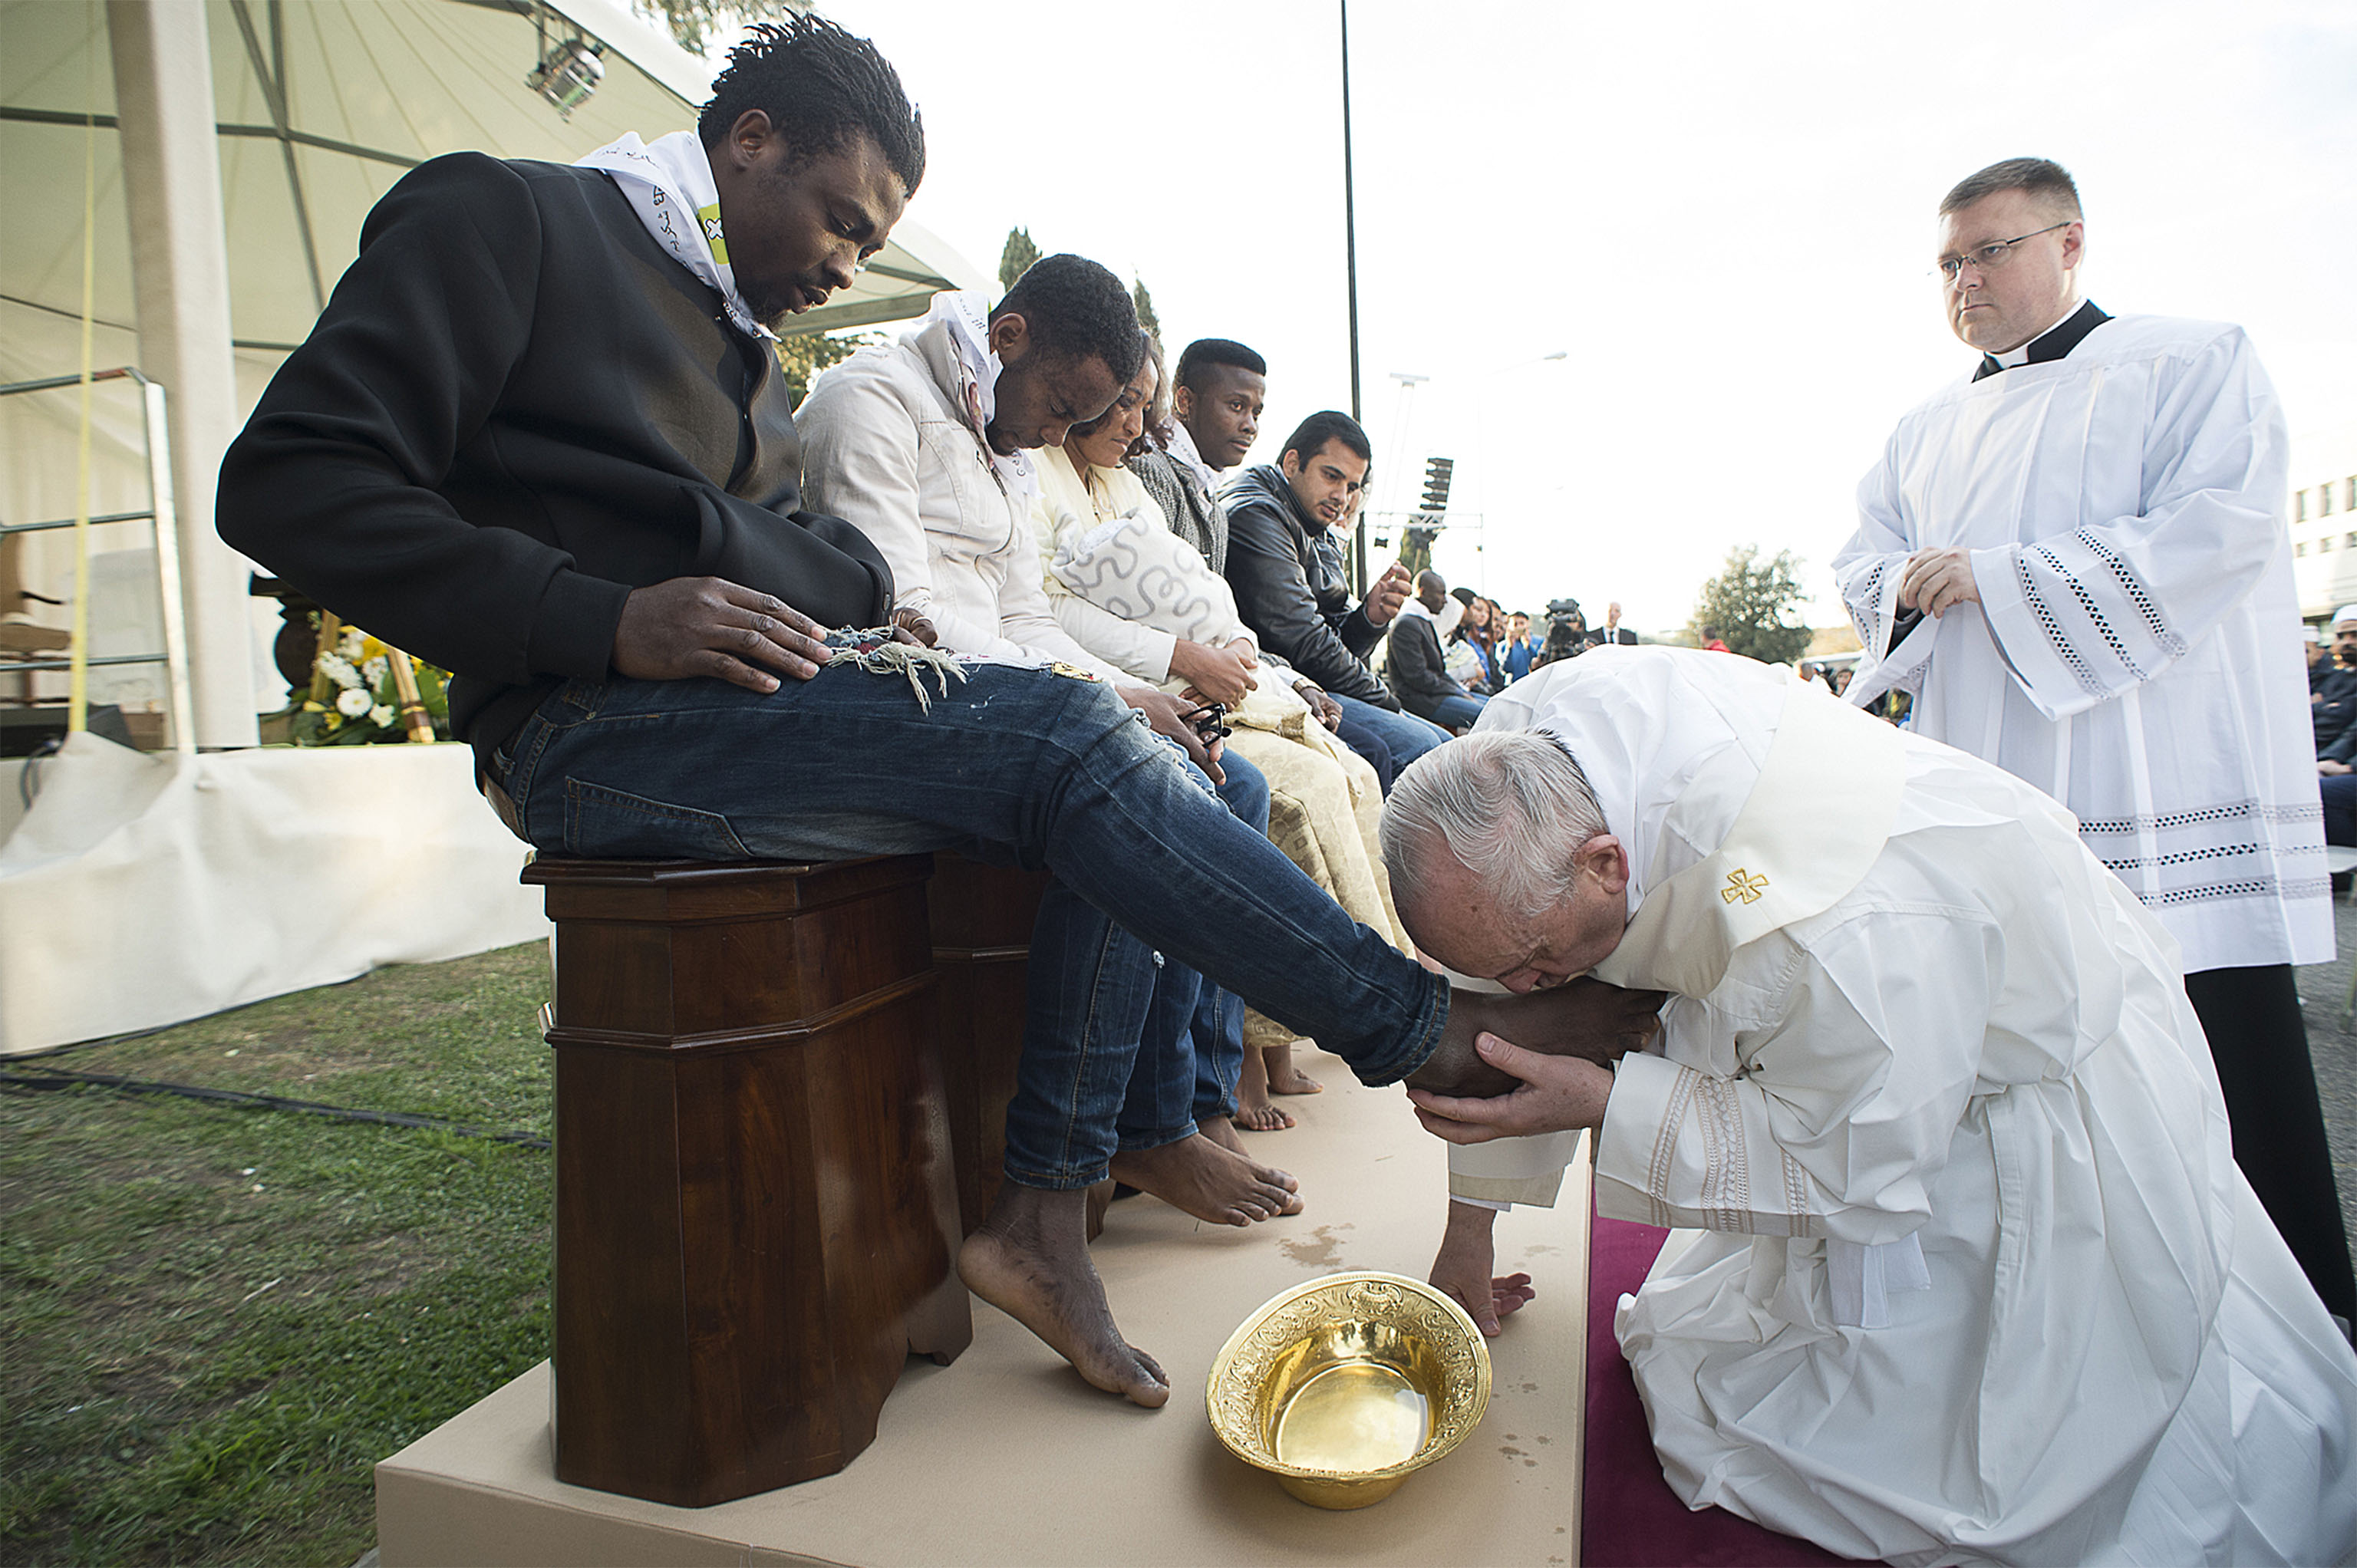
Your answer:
[2315,608,2357,755]
[1387,571,1487,731]
[213,15,1655,1411]
[1222,411,1448,771]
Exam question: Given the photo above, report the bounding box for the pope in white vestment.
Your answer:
[1391,649,2357,1567]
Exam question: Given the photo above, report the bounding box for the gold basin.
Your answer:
[1205,1270,1492,1510]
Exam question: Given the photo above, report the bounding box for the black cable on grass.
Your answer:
[0,1066,550,1151]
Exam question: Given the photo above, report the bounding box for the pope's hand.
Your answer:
[612,575,830,692]
[1407,1032,1614,1144]
[1897,547,1980,618]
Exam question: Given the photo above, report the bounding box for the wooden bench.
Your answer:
[523,852,1047,1508]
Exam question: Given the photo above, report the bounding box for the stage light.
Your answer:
[528,31,605,119]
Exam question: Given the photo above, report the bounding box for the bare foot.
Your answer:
[1109,1134,1304,1223]
[1084,1177,1116,1243]
[1198,1113,1247,1155]
[1236,1039,1297,1131]
[1408,977,1668,1099]
[1265,1040,1324,1095]
[960,1184,1171,1407]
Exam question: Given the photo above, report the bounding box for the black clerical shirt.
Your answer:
[1972,299,2113,381]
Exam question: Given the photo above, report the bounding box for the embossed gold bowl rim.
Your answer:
[1204,1270,1493,1507]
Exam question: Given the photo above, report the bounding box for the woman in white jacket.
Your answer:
[1032,335,1414,1133]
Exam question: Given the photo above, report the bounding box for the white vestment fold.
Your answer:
[1831,315,2329,973]
[1465,649,2357,1567]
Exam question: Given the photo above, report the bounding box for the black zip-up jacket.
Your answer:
[1218,463,1395,709]
[2316,660,2357,756]
[1385,609,1460,718]
[216,152,892,766]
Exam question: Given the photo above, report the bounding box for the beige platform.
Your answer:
[376,1052,1593,1567]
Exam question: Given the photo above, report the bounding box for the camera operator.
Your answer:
[1534,597,1588,669]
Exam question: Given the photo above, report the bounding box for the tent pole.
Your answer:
[107,0,258,748]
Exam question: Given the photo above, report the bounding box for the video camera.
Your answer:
[1537,596,1587,667]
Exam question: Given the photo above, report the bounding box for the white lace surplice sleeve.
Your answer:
[1594,909,1993,1248]
[1968,330,2289,721]
[1832,450,1916,656]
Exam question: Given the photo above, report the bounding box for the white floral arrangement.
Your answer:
[291,621,449,745]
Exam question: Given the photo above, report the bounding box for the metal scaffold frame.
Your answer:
[0,367,197,756]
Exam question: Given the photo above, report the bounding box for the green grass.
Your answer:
[0,943,555,1567]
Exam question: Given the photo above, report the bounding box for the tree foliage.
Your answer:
[1688,545,1811,665]
[631,0,800,56]
[1132,279,1161,340]
[998,226,1042,294]
[773,330,875,409]
[1400,526,1439,578]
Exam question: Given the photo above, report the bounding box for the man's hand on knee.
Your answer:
[1119,684,1226,785]
[612,576,832,691]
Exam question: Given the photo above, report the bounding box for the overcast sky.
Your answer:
[803,0,2357,634]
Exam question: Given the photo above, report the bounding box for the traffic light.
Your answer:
[1419,456,1455,515]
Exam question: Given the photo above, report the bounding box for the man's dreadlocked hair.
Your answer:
[992,255,1146,384]
[697,14,925,198]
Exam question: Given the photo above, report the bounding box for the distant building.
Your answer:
[2289,424,2357,623]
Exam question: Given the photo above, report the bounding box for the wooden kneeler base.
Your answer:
[526,855,970,1507]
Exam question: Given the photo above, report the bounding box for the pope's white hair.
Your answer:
[1380,730,1609,924]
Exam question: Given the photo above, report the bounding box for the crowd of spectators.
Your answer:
[1380,582,1641,735]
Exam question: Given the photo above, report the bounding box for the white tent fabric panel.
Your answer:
[0,732,549,1056]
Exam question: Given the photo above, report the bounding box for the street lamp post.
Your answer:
[1340,0,1366,591]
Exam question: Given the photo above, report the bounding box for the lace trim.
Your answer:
[1648,1066,1698,1230]
[2098,842,2264,872]
[2017,550,2111,700]
[2078,799,2324,835]
[1844,558,1889,645]
[2079,528,2190,660]
[2136,874,2332,908]
[2037,539,2147,684]
[1693,1076,1752,1234]
[1780,1148,1815,1238]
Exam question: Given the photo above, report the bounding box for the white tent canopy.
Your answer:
[1,0,977,352]
[1,0,981,738]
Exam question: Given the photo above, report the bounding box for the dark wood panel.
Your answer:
[538,852,970,1507]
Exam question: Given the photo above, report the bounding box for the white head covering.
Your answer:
[2333,604,2357,631]
[575,131,776,342]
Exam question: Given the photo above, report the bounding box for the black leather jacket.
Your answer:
[1219,463,1393,707]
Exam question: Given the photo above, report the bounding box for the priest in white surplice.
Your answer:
[1384,650,2357,1567]
[1829,156,2354,1327]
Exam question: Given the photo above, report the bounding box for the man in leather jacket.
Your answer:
[1221,410,1448,772]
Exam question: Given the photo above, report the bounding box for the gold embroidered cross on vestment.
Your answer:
[1722,868,1769,905]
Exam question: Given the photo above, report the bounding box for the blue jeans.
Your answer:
[1331,693,1449,772]
[1333,711,1396,795]
[1112,748,1265,1148]
[491,665,1443,1188]
[1424,692,1488,731]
